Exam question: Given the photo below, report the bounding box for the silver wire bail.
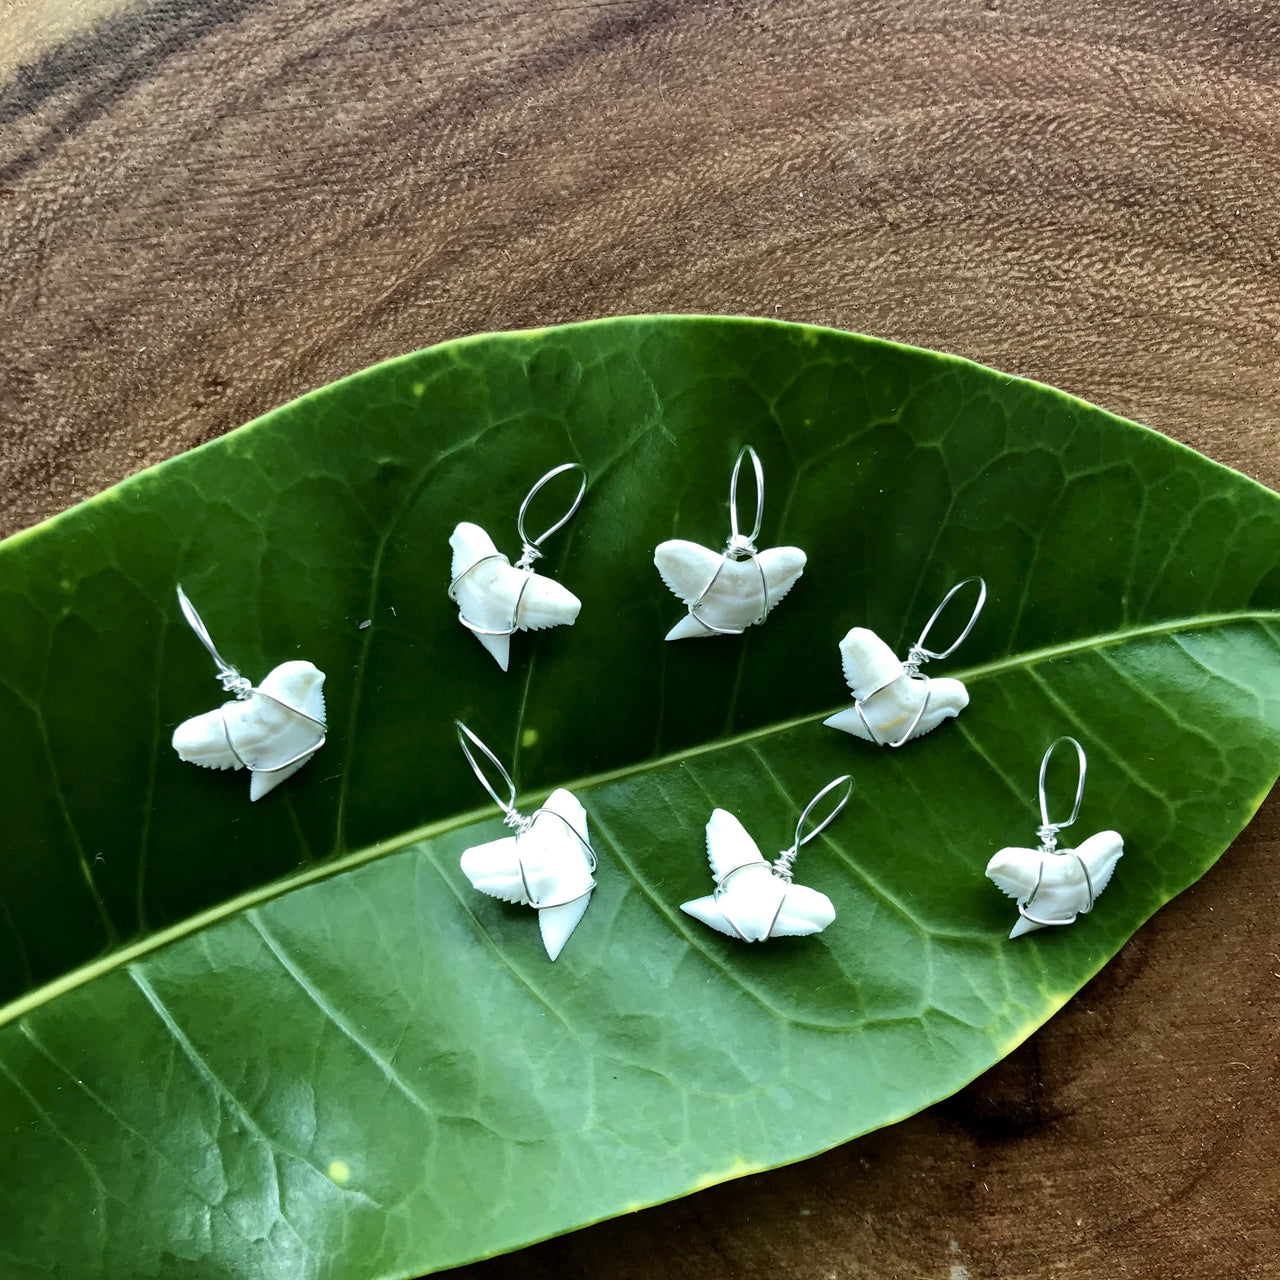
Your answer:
[514,462,587,571]
[903,576,988,675]
[774,774,853,882]
[688,446,771,634]
[176,585,252,698]
[1036,735,1087,854]
[175,584,327,775]
[455,720,528,832]
[726,445,765,556]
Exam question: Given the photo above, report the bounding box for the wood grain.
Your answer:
[3,1,1279,1276]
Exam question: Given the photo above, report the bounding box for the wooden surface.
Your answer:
[3,1,1279,1276]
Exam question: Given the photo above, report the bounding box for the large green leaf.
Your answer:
[1,317,1278,1279]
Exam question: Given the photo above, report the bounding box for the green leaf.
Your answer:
[1,317,1278,1279]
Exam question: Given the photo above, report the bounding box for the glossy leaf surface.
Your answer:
[1,317,1278,1279]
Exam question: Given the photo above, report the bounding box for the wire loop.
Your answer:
[517,461,587,555]
[176,585,326,775]
[727,445,765,547]
[903,576,988,674]
[774,775,854,882]
[1037,735,1087,853]
[455,720,526,829]
[177,584,252,697]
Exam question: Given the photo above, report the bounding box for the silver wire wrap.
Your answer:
[1019,735,1093,927]
[455,720,597,910]
[176,585,327,775]
[853,576,987,748]
[687,446,771,636]
[448,462,587,637]
[711,775,853,940]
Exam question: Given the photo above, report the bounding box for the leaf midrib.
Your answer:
[2,608,1274,1030]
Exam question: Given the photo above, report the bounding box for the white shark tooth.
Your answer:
[654,446,805,640]
[448,522,582,671]
[655,540,806,640]
[448,464,587,672]
[171,660,327,801]
[824,578,986,746]
[460,787,595,961]
[986,736,1121,938]
[823,627,970,745]
[986,830,1124,938]
[680,807,836,943]
[172,586,327,802]
[454,720,598,961]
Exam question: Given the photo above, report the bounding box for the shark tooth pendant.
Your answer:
[985,736,1124,938]
[455,722,597,961]
[654,446,805,640]
[680,776,851,943]
[825,577,986,747]
[171,586,327,801]
[449,462,586,671]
